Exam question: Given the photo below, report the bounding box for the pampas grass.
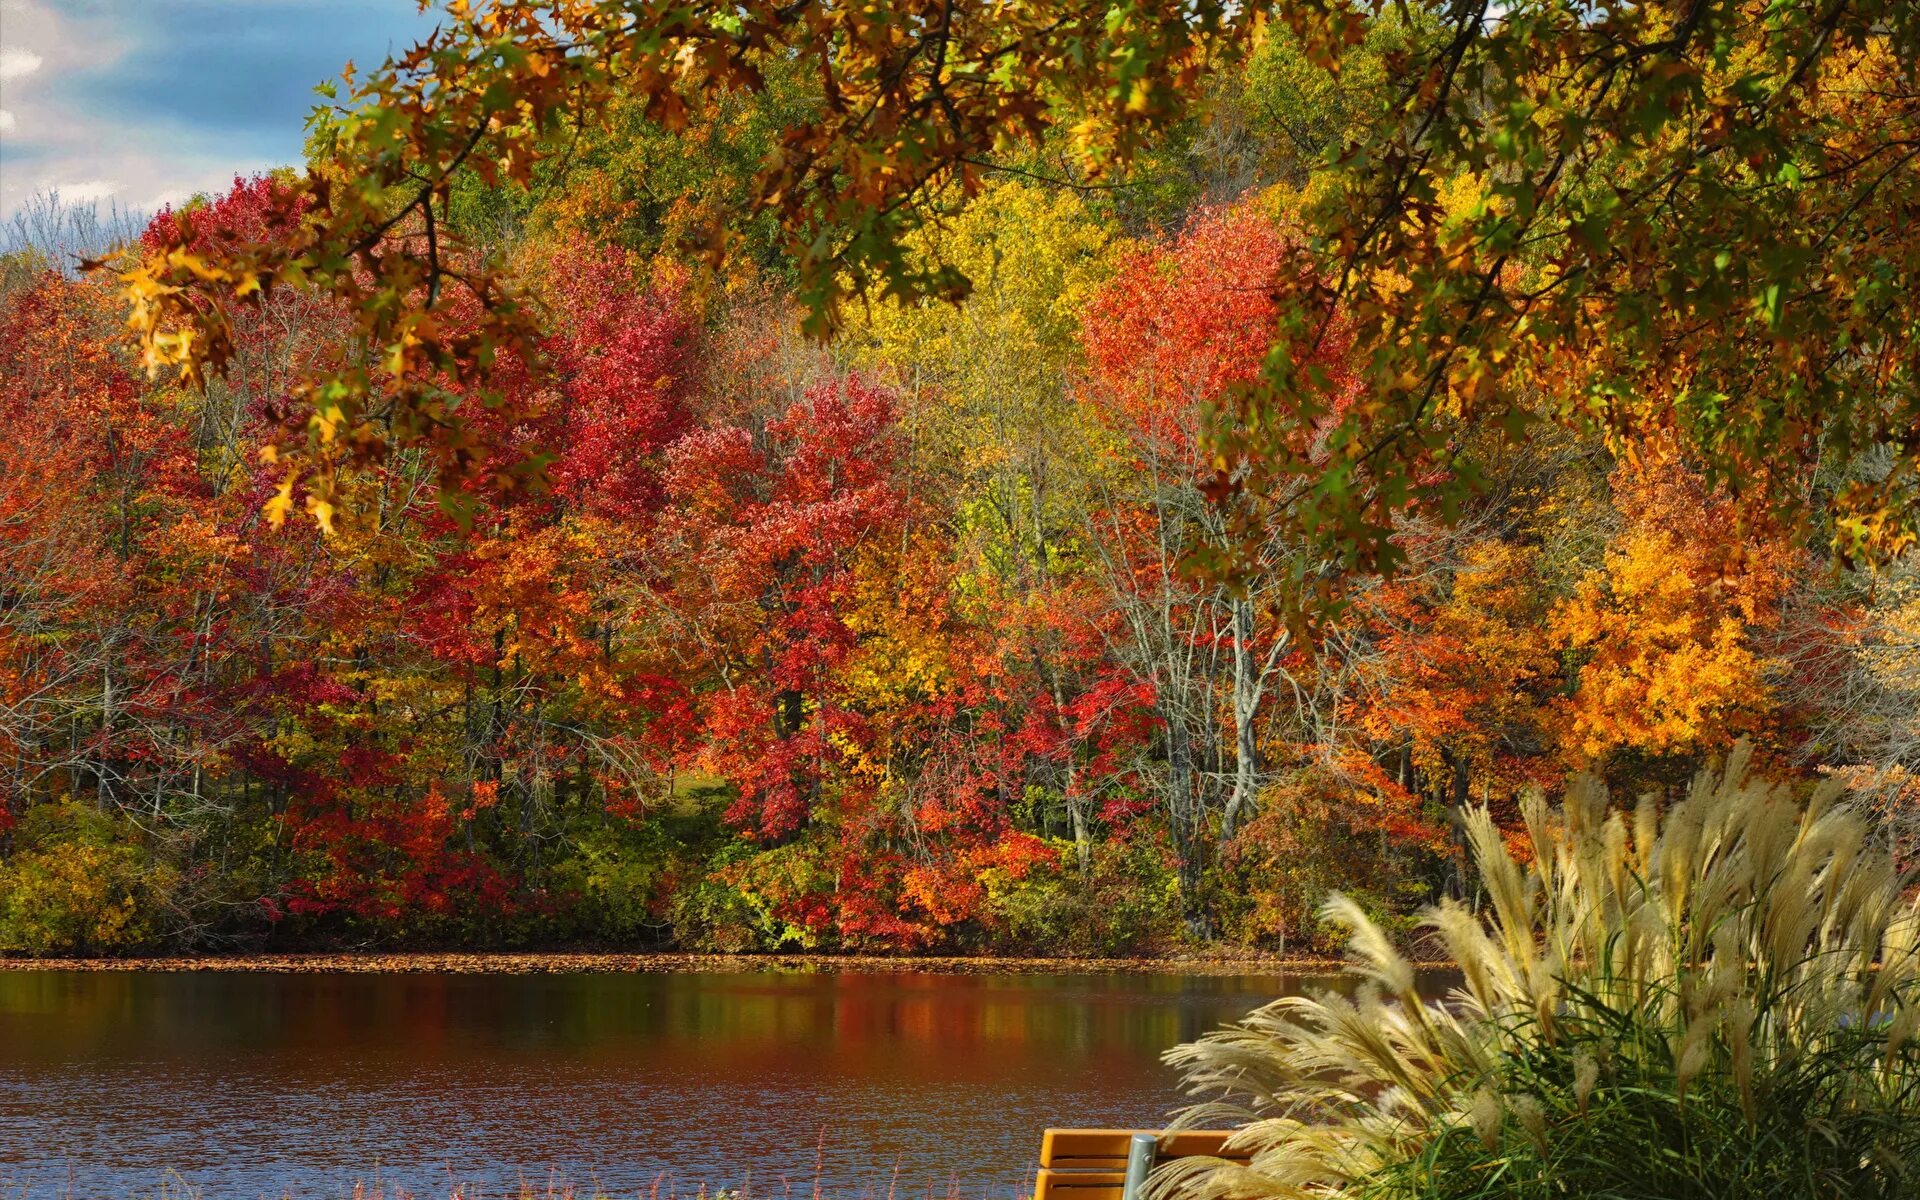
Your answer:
[1157,743,1920,1199]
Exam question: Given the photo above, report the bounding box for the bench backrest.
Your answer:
[1034,1129,1246,1200]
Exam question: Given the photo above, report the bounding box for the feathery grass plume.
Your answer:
[1156,742,1920,1200]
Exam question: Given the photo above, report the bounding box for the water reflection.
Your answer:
[0,969,1450,1199]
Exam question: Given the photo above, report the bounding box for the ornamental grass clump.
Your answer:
[1159,744,1920,1200]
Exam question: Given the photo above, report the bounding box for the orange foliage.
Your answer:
[1549,444,1799,768]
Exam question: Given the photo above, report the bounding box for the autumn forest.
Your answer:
[3,6,1918,962]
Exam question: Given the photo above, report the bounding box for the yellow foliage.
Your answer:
[845,182,1121,580]
[840,533,956,712]
[0,807,176,955]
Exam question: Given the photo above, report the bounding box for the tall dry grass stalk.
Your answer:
[1158,744,1920,1199]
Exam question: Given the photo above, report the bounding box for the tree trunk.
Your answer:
[96,659,113,809]
[1221,597,1261,842]
[1166,714,1213,938]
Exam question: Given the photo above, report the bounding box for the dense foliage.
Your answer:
[117,0,1920,596]
[3,175,1915,955]
[4,5,1919,956]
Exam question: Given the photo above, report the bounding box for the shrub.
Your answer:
[671,839,828,952]
[983,834,1182,956]
[0,802,179,954]
[1158,744,1920,1200]
[1213,773,1432,957]
[546,818,682,944]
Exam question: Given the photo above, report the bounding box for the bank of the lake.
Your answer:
[0,950,1353,974]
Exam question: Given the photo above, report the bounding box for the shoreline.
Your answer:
[0,949,1383,975]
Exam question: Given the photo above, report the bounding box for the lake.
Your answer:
[0,966,1438,1199]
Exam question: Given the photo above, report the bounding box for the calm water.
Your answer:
[0,967,1425,1199]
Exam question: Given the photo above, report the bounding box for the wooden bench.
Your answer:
[1033,1129,1247,1200]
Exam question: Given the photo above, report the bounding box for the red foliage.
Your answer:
[542,248,700,520]
[654,376,907,839]
[2,177,1850,955]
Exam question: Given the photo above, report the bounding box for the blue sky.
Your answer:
[0,0,438,217]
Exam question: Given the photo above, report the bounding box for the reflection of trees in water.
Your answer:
[0,967,1455,1058]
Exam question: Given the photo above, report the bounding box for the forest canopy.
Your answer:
[2,0,1917,955]
[118,0,1920,585]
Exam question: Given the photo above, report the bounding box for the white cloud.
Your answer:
[0,46,42,81]
[0,110,14,132]
[49,179,115,203]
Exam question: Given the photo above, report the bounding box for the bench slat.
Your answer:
[1039,1129,1247,1170]
[1034,1168,1128,1200]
